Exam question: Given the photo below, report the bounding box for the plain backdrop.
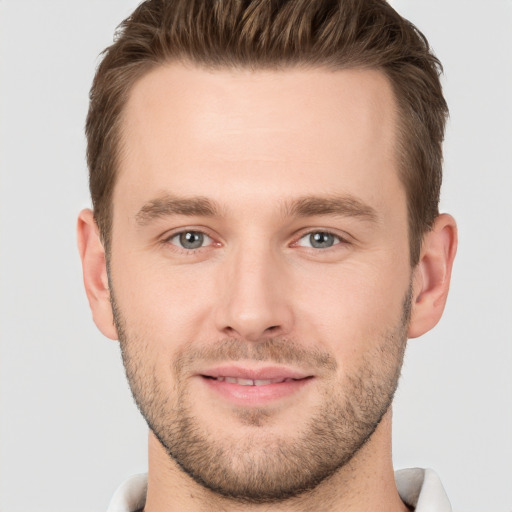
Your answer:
[1,1,511,511]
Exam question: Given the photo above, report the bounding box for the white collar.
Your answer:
[395,468,452,511]
[107,468,452,511]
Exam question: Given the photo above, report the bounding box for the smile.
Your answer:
[204,376,300,386]
[198,367,314,405]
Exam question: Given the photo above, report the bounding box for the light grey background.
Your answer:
[1,1,511,511]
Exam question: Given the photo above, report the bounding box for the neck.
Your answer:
[143,409,408,512]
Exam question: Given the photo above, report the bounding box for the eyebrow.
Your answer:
[135,193,378,226]
[135,194,220,225]
[283,195,378,222]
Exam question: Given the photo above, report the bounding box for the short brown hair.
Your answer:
[86,0,448,265]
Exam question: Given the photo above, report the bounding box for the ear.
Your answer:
[77,209,118,340]
[408,213,458,338]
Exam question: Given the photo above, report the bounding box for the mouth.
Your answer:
[203,376,303,386]
[197,366,314,405]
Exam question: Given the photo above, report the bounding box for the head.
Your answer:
[78,0,457,506]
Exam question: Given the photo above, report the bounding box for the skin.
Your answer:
[78,64,457,511]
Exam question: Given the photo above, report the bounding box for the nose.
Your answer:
[214,245,294,342]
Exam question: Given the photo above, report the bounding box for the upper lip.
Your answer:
[198,365,312,381]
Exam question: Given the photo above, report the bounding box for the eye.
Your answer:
[168,231,213,250]
[296,231,341,249]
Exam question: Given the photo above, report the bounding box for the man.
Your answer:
[77,0,457,510]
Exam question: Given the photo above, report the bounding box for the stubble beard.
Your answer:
[112,287,411,505]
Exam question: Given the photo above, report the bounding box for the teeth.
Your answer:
[213,377,295,386]
[236,378,255,386]
[254,379,273,386]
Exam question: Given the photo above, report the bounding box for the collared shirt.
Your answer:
[107,468,452,512]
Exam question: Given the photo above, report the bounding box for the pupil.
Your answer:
[310,232,334,248]
[180,231,203,249]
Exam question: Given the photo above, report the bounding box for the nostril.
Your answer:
[263,325,281,335]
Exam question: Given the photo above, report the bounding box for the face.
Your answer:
[109,64,413,502]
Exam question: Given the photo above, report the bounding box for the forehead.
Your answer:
[117,63,401,214]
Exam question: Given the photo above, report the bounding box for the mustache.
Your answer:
[173,337,338,374]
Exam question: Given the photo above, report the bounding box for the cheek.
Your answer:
[291,259,410,358]
[110,252,217,342]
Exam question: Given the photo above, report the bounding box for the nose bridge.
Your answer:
[215,239,293,341]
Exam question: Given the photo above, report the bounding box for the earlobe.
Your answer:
[77,209,118,340]
[408,213,458,339]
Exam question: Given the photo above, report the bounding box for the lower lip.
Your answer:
[200,376,313,405]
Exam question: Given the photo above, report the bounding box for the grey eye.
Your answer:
[309,232,336,248]
[173,231,209,249]
[296,231,340,249]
